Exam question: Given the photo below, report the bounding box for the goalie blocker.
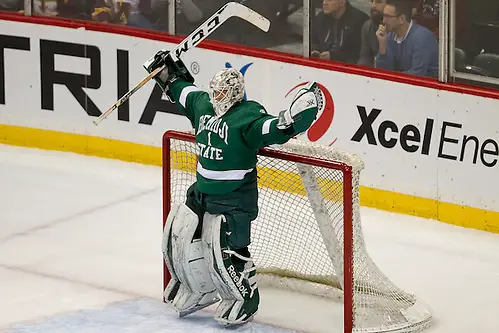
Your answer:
[142,50,195,103]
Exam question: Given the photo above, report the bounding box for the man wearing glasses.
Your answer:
[375,0,438,77]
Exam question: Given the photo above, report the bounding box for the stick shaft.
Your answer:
[93,65,164,126]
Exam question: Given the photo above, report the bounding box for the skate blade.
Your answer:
[177,299,220,318]
[217,314,255,329]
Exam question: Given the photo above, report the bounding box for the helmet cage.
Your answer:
[209,68,245,116]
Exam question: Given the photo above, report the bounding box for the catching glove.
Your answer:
[276,81,321,135]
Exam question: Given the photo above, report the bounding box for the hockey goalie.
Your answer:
[144,50,321,327]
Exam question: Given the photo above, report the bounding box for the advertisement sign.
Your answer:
[1,19,498,228]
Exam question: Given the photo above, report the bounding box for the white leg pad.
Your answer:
[201,213,243,301]
[162,203,220,316]
[201,213,258,326]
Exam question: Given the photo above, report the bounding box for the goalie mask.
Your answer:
[209,68,245,116]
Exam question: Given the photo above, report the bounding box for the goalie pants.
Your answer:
[185,180,258,250]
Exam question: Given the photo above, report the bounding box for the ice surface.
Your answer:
[1,144,499,333]
[8,298,296,333]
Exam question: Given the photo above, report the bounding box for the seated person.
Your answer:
[94,0,152,26]
[1,0,24,12]
[311,0,369,64]
[411,0,439,38]
[56,0,94,20]
[92,0,116,23]
[127,0,155,29]
[358,0,387,67]
[375,0,438,77]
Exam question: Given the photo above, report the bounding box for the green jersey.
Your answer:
[170,79,303,195]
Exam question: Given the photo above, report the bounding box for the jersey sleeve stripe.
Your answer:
[179,86,202,108]
[262,118,277,135]
[197,162,254,181]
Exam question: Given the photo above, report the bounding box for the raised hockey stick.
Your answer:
[93,2,270,126]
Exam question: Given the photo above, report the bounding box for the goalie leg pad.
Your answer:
[201,213,259,326]
[162,203,220,316]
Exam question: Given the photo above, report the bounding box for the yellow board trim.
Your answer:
[0,124,162,166]
[1,124,498,234]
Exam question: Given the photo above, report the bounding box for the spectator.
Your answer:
[115,0,133,24]
[408,0,469,43]
[151,0,206,33]
[358,0,387,67]
[92,0,119,23]
[178,0,203,24]
[375,0,438,77]
[0,0,23,12]
[127,0,155,29]
[174,0,207,34]
[57,0,93,20]
[311,0,369,64]
[93,0,154,27]
[411,0,438,38]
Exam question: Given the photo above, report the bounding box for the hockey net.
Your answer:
[162,130,432,333]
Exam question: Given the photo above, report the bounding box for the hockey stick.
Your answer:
[93,2,270,126]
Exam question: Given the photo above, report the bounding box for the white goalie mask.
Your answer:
[209,68,245,116]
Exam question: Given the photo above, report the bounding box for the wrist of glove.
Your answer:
[276,108,294,130]
[276,82,320,134]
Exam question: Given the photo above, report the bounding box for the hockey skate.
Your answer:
[213,250,260,327]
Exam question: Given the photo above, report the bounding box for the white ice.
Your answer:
[1,144,499,333]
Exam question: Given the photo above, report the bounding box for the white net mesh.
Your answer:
[164,131,432,333]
